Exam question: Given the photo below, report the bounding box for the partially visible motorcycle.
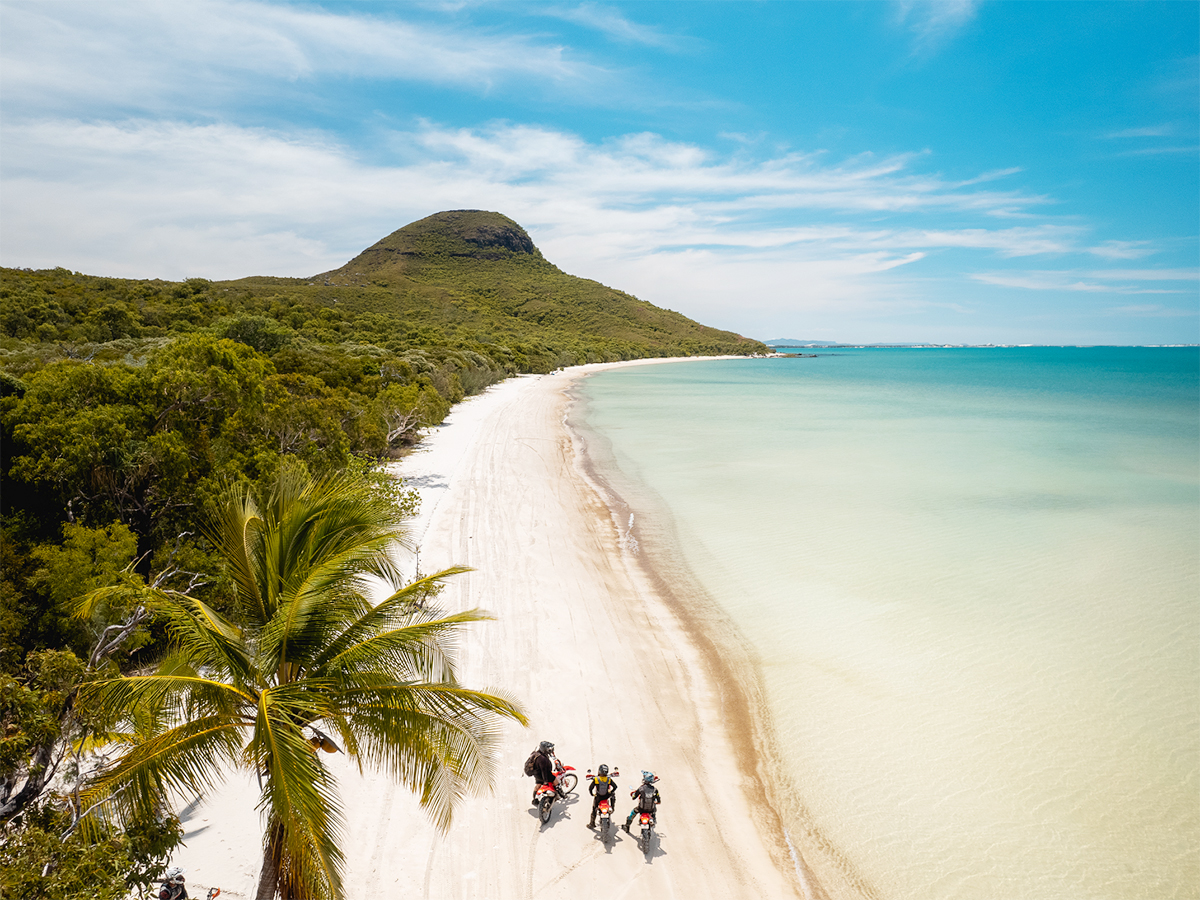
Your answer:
[534,780,558,824]
[635,810,656,852]
[551,754,577,798]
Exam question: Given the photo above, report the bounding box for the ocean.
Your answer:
[573,348,1199,900]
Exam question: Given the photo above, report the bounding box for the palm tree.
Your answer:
[77,468,527,899]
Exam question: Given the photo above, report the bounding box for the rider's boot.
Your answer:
[587,813,596,828]
[622,821,631,834]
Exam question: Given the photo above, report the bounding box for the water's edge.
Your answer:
[565,374,873,900]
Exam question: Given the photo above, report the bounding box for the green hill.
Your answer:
[312,209,761,357]
[2,210,764,377]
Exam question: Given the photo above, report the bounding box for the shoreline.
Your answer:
[563,366,818,893]
[564,360,866,900]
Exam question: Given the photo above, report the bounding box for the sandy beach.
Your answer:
[172,360,807,900]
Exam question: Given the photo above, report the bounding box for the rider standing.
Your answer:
[530,740,556,805]
[587,764,618,829]
[622,771,661,833]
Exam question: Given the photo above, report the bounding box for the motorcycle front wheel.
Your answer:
[539,796,553,823]
[557,773,578,794]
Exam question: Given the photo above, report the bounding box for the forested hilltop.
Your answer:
[0,211,762,891]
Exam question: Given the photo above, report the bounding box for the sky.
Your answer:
[0,1,1196,345]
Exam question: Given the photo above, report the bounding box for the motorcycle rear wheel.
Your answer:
[539,795,553,823]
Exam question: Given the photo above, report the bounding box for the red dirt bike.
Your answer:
[631,772,660,852]
[535,753,578,823]
[585,767,620,842]
[635,809,656,852]
[552,754,577,796]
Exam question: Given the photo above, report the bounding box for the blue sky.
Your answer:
[1,1,1196,344]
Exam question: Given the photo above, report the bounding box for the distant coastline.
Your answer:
[766,341,1200,349]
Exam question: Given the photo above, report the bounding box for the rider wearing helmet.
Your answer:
[622,771,661,833]
[158,867,188,900]
[586,763,619,829]
[530,740,556,805]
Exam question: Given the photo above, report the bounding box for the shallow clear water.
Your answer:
[578,348,1200,900]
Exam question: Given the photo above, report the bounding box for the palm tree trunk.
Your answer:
[255,817,283,900]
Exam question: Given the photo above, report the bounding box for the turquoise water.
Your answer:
[577,348,1199,900]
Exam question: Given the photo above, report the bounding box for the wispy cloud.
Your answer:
[1090,268,1199,282]
[972,268,1194,294]
[1115,145,1199,157]
[1103,304,1198,318]
[542,3,684,48]
[893,0,981,56]
[0,0,610,118]
[1087,240,1157,260]
[1104,125,1174,139]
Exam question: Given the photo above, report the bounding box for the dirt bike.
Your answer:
[534,753,577,824]
[551,754,577,797]
[635,809,656,851]
[630,772,660,852]
[585,767,620,841]
[534,780,558,823]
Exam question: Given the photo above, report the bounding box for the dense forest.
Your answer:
[0,210,764,894]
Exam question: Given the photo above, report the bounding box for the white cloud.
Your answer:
[0,0,607,118]
[1103,125,1173,139]
[971,268,1192,295]
[1090,268,1198,282]
[1116,145,1200,157]
[542,3,683,48]
[1087,240,1157,260]
[1104,304,1198,318]
[893,0,981,56]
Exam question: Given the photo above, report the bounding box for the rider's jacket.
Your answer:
[532,751,554,784]
[589,774,617,798]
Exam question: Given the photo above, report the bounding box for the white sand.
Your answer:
[173,361,806,900]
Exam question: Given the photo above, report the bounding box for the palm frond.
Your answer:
[80,714,247,824]
[318,608,493,684]
[203,484,269,623]
[335,682,526,829]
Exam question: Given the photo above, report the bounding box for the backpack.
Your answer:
[635,783,657,811]
[523,751,539,777]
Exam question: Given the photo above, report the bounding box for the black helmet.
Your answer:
[539,740,554,753]
[598,764,609,776]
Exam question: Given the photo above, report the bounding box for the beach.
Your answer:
[173,360,807,900]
